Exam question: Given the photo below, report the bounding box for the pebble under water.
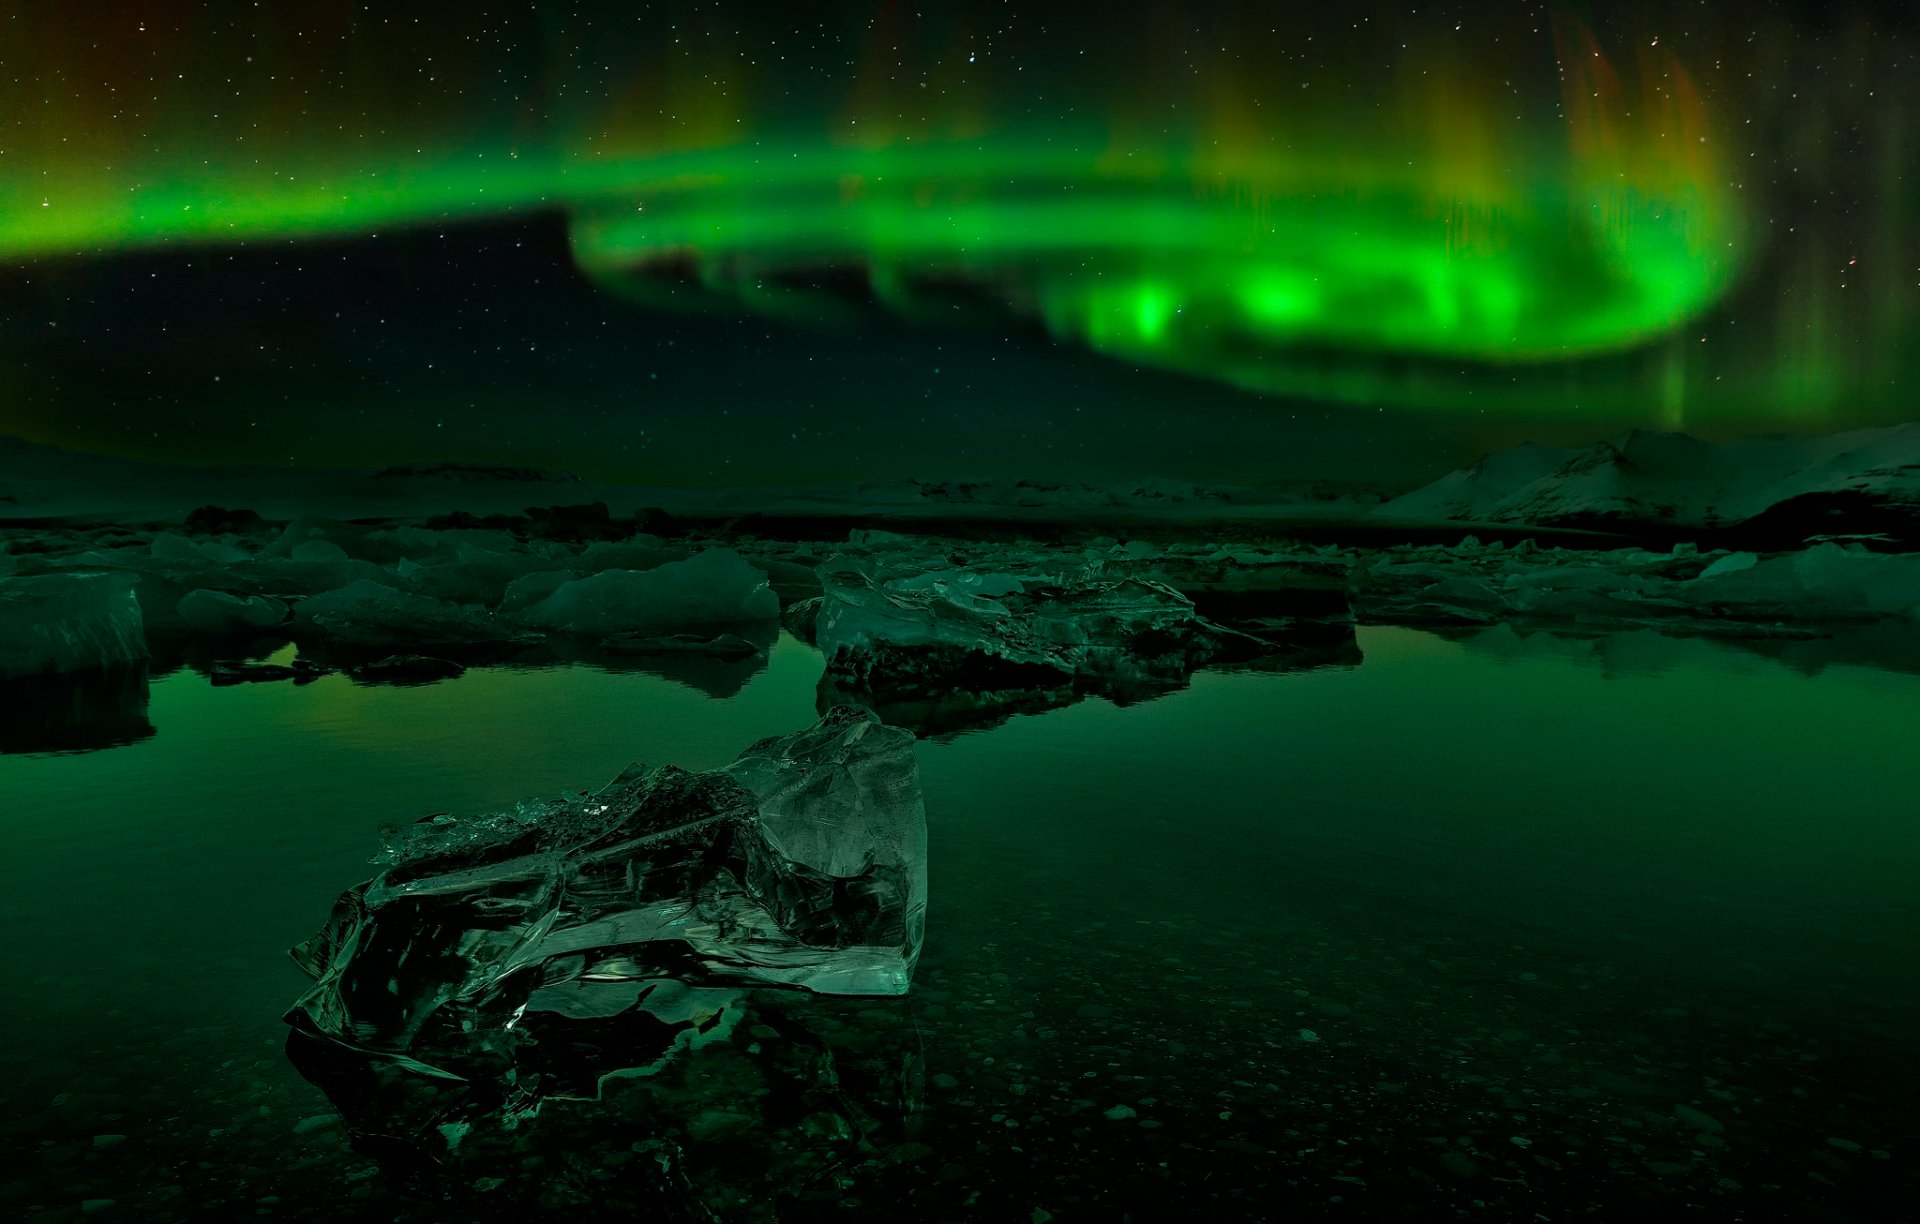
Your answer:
[0,626,1914,1221]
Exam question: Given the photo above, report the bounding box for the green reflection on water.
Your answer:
[0,626,1915,1217]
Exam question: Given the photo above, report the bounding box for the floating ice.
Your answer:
[175,588,288,635]
[1688,544,1920,620]
[0,572,148,678]
[286,705,925,1087]
[1354,541,1920,628]
[150,531,250,567]
[283,709,924,1202]
[515,547,779,637]
[395,543,561,606]
[293,579,530,649]
[812,558,1284,732]
[498,567,576,614]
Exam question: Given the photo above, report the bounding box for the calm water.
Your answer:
[2,626,1915,1221]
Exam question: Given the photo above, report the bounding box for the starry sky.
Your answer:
[1,1,1914,487]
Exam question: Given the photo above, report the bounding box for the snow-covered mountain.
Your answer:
[1380,423,1920,538]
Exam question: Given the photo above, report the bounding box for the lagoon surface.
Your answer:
[2,626,1915,1221]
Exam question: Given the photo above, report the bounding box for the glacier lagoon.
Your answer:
[0,624,1914,1221]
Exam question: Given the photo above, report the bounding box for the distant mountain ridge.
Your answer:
[1380,423,1920,542]
[373,461,583,483]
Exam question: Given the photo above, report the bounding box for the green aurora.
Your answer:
[2,2,1914,435]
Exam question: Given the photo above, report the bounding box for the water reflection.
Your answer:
[24,611,1920,757]
[519,620,779,699]
[817,623,1363,740]
[1446,619,1920,680]
[0,668,153,754]
[1,622,1915,1220]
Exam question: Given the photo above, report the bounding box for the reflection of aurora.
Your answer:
[7,2,1906,424]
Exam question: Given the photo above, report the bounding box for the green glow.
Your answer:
[0,11,1768,417]
[563,149,1741,386]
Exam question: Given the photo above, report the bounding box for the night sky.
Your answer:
[1,1,1915,486]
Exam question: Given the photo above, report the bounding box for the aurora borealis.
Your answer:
[1,1,1916,478]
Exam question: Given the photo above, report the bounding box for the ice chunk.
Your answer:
[817,560,1267,687]
[150,531,249,567]
[571,535,682,572]
[1686,544,1920,619]
[721,708,927,970]
[286,706,924,1076]
[366,525,524,556]
[810,559,1301,735]
[294,579,532,649]
[282,709,923,1190]
[259,517,375,560]
[497,567,575,614]
[0,572,148,678]
[290,538,349,564]
[781,594,823,644]
[393,543,555,606]
[516,548,778,637]
[1697,551,1758,578]
[887,569,1027,598]
[176,589,288,635]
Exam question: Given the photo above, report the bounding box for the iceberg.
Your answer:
[150,530,250,567]
[515,548,779,637]
[0,572,153,753]
[293,579,532,650]
[811,558,1286,731]
[816,560,1266,680]
[395,543,563,606]
[1686,543,1920,620]
[1353,541,1920,629]
[498,566,576,614]
[0,572,149,678]
[175,588,289,635]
